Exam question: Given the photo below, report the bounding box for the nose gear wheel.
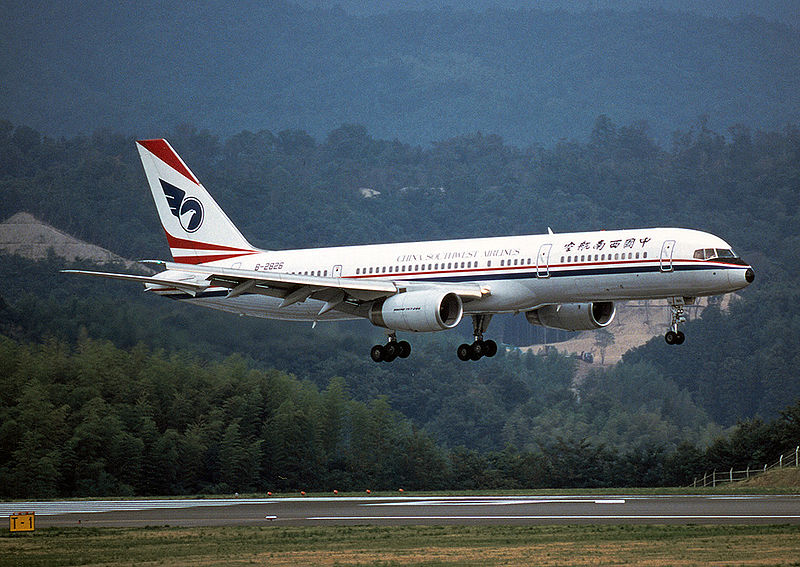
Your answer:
[665,299,688,345]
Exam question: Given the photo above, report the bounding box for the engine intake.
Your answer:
[369,291,463,332]
[525,301,615,332]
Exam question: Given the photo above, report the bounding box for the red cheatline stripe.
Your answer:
[137,139,199,184]
[164,230,256,253]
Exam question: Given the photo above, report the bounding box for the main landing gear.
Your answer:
[664,298,688,345]
[370,333,411,363]
[457,314,498,361]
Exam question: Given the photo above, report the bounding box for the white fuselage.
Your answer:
[154,227,753,323]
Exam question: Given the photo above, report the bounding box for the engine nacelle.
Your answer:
[369,291,463,332]
[525,301,615,332]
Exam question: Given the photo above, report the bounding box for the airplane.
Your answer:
[64,139,755,362]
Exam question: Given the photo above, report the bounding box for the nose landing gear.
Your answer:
[665,298,689,345]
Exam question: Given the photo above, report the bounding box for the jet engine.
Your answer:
[369,291,463,332]
[525,301,615,331]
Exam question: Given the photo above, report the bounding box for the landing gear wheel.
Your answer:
[483,339,498,357]
[664,331,677,345]
[457,343,472,361]
[675,331,686,345]
[397,340,412,358]
[383,342,399,362]
[370,344,385,362]
[470,340,485,360]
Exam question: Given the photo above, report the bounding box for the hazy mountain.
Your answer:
[2,1,799,146]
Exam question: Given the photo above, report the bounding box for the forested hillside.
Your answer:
[1,117,799,495]
[2,2,799,145]
[2,334,798,498]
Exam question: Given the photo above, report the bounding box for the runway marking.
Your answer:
[363,499,626,506]
[309,515,800,521]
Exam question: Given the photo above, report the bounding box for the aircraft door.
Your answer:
[536,243,552,277]
[332,265,342,277]
[660,240,675,272]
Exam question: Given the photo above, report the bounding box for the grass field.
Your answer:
[3,524,800,566]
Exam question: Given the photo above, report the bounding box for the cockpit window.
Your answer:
[693,248,736,260]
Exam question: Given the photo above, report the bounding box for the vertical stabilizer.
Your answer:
[136,139,259,264]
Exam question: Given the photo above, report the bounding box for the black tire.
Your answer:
[397,340,412,358]
[470,341,484,361]
[457,344,472,361]
[665,331,677,345]
[675,331,686,345]
[484,339,498,357]
[370,344,385,362]
[383,342,399,362]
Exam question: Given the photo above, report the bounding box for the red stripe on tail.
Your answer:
[164,230,256,253]
[137,139,199,184]
[172,251,259,264]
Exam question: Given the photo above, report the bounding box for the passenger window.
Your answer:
[487,261,492,267]
[643,252,647,258]
[356,268,360,274]
[501,260,505,266]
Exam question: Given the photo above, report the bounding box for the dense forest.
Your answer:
[1,116,800,495]
[2,2,799,145]
[2,335,798,498]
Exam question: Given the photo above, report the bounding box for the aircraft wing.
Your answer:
[68,262,485,316]
[150,261,485,313]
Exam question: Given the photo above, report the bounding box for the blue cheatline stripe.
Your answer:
[156,262,741,301]
[413,261,729,283]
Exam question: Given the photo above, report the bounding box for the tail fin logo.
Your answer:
[161,180,204,233]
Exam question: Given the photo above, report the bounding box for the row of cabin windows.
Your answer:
[291,270,327,276]
[500,258,533,267]
[559,251,647,263]
[291,251,650,278]
[355,260,492,275]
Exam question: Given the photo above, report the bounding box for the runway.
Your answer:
[3,494,800,527]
